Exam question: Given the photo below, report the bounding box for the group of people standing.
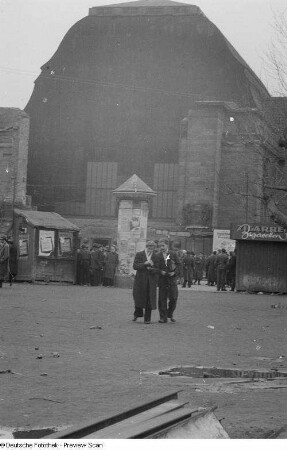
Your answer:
[205,249,236,291]
[77,242,119,287]
[178,248,236,292]
[132,239,180,324]
[179,251,205,287]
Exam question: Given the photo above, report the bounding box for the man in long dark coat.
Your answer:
[132,241,158,324]
[7,238,18,286]
[182,251,195,287]
[156,238,181,323]
[216,248,229,291]
[193,252,205,285]
[228,250,237,291]
[205,251,217,286]
[90,243,105,286]
[103,246,119,286]
[0,236,9,287]
[77,243,91,286]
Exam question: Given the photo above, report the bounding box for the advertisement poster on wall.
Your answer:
[39,229,55,257]
[213,229,235,253]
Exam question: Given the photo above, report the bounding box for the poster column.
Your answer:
[116,199,149,287]
[113,174,156,288]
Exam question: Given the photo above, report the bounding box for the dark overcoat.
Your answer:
[103,252,119,279]
[133,250,158,309]
[206,254,217,283]
[0,242,9,279]
[90,249,105,270]
[155,250,181,287]
[8,243,18,276]
[194,256,204,280]
[182,254,195,281]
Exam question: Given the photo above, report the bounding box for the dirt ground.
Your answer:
[0,282,286,439]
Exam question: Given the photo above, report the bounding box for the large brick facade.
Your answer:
[0,108,29,235]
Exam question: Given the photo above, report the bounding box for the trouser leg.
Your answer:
[167,284,178,318]
[217,269,221,290]
[158,285,168,321]
[188,269,193,286]
[144,308,151,322]
[79,266,84,285]
[83,264,90,285]
[230,273,235,290]
[217,269,226,290]
[219,270,223,290]
[96,270,102,285]
[144,300,151,322]
[134,307,144,318]
[221,270,226,289]
[90,270,95,286]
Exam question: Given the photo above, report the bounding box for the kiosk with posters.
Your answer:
[230,223,287,293]
[14,209,79,283]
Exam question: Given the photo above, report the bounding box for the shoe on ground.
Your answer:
[132,316,137,322]
[158,319,167,323]
[170,318,176,323]
[144,321,151,324]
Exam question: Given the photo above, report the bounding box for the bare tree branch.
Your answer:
[265,185,287,192]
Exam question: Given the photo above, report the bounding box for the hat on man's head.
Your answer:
[158,238,169,245]
[146,240,156,247]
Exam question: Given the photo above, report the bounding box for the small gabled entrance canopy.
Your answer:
[113,174,156,200]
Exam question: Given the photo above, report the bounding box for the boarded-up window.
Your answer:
[152,164,179,219]
[85,162,117,216]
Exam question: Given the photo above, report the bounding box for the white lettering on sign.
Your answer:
[237,224,287,241]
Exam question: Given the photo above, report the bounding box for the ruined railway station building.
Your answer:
[25,0,286,252]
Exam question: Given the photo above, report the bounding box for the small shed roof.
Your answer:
[14,209,79,231]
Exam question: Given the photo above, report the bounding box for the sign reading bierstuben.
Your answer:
[230,223,287,242]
